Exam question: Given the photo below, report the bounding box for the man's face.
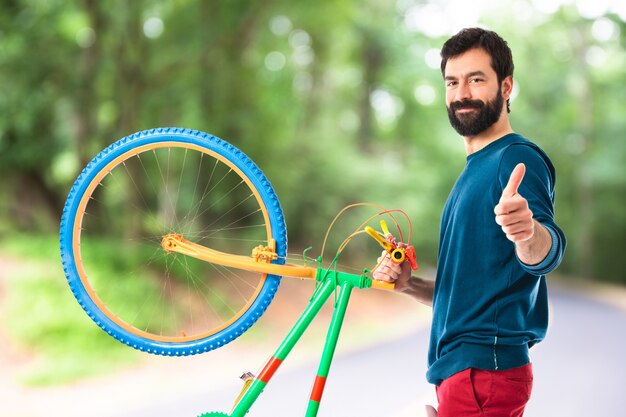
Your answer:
[444,48,507,137]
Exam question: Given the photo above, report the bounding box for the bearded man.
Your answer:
[373,28,566,417]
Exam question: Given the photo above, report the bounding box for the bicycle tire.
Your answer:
[59,128,287,356]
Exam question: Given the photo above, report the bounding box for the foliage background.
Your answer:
[0,0,625,386]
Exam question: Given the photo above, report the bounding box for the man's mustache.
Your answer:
[450,100,484,111]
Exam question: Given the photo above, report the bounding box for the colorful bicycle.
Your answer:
[59,128,418,416]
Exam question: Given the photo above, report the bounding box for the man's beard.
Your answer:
[447,89,504,137]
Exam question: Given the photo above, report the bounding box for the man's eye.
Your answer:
[470,78,484,83]
[446,81,457,87]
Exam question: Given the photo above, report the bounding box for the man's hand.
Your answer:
[372,249,434,306]
[494,163,535,242]
[494,162,553,266]
[372,249,412,290]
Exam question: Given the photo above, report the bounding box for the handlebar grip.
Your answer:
[370,279,395,291]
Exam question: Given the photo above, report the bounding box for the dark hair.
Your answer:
[440,28,514,112]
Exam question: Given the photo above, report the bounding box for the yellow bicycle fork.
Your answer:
[160,233,395,290]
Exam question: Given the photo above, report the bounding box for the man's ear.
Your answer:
[501,75,514,100]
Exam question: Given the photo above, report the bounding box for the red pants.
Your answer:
[436,364,533,417]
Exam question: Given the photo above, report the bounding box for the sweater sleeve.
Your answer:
[498,143,567,276]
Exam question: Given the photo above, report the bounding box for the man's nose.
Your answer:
[455,81,472,101]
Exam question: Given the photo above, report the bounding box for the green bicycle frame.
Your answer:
[162,220,400,416]
[227,263,375,417]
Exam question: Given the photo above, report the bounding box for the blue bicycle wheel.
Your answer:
[59,128,287,356]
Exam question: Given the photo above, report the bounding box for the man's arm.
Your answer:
[372,252,434,307]
[397,274,435,307]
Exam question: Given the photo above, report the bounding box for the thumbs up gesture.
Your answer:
[494,163,535,243]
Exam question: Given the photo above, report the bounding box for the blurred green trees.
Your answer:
[1,0,625,283]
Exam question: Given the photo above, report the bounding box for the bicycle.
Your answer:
[59,127,418,417]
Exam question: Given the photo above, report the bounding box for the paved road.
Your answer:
[119,287,626,417]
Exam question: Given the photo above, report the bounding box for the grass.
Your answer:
[0,233,141,386]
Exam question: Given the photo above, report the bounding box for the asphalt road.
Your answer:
[118,286,626,417]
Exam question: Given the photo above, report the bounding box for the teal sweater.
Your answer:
[427,133,566,385]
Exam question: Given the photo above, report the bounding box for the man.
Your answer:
[373,28,566,417]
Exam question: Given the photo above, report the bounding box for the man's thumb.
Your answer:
[501,163,526,198]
